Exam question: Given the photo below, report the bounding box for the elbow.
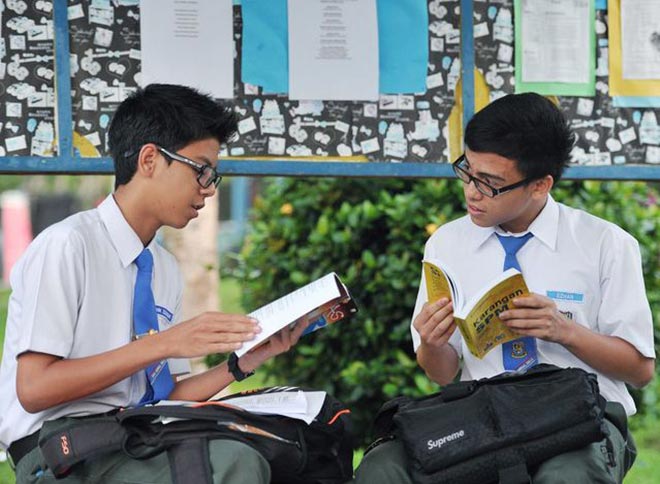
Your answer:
[17,373,53,414]
[16,352,61,413]
[17,385,47,414]
[629,358,655,389]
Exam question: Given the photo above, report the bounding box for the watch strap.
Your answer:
[228,352,254,382]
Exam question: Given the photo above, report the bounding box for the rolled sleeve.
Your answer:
[597,231,655,358]
[16,231,83,359]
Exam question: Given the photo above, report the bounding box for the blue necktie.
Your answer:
[496,233,538,372]
[134,248,174,403]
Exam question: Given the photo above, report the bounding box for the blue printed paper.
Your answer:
[546,291,584,303]
[612,96,660,108]
[378,0,429,94]
[241,0,289,94]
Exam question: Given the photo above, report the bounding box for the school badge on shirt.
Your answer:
[502,340,536,373]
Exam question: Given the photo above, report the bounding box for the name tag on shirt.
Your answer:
[546,291,584,304]
[547,290,585,323]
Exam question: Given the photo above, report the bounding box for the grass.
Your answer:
[0,288,13,484]
[1,281,660,482]
[624,421,660,483]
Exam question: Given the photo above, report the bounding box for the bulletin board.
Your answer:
[0,0,658,180]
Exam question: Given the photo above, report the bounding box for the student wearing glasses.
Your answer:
[354,93,655,483]
[0,84,306,483]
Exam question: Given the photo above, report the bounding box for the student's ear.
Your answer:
[136,144,160,179]
[532,175,553,198]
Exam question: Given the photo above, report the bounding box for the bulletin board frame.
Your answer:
[0,0,658,180]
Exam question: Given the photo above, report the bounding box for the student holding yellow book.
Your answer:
[355,93,655,484]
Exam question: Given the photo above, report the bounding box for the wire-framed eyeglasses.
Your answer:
[452,154,533,198]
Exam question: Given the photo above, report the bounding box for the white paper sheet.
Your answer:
[140,0,234,99]
[288,0,379,101]
[621,0,660,80]
[221,390,327,424]
[520,0,590,84]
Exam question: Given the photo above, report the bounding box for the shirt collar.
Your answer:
[98,194,155,268]
[468,194,559,251]
[525,194,559,250]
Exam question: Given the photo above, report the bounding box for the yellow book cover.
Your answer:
[423,260,530,359]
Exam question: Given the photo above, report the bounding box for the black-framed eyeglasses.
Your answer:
[156,146,222,189]
[123,145,222,188]
[452,154,533,198]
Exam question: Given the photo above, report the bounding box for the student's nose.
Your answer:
[464,178,484,201]
[200,184,216,198]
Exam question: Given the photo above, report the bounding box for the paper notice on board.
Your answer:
[520,0,590,84]
[288,0,379,101]
[621,0,660,80]
[140,0,234,99]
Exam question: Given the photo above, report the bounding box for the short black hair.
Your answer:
[464,93,574,183]
[108,84,238,188]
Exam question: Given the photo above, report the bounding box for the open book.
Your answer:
[423,259,530,359]
[235,272,357,357]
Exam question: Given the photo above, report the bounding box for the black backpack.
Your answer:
[39,386,354,484]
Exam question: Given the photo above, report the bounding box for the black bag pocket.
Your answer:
[394,388,499,472]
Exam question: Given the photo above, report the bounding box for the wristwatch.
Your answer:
[228,352,254,382]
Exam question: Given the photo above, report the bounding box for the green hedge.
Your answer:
[227,178,660,447]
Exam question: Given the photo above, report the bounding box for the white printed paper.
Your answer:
[621,0,660,79]
[221,390,326,423]
[520,0,590,84]
[140,0,234,99]
[288,0,379,101]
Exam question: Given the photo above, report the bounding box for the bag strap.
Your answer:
[167,438,212,484]
[38,417,125,478]
[440,364,563,403]
[498,463,531,484]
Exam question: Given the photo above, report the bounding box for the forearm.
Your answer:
[416,343,460,386]
[170,361,235,401]
[17,336,168,413]
[170,351,267,401]
[563,324,654,388]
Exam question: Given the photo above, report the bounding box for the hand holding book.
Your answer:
[235,272,357,358]
[423,259,530,359]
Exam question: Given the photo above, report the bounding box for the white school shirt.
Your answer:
[0,195,190,449]
[411,195,655,415]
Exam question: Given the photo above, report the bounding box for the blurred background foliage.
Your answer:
[217,177,660,448]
